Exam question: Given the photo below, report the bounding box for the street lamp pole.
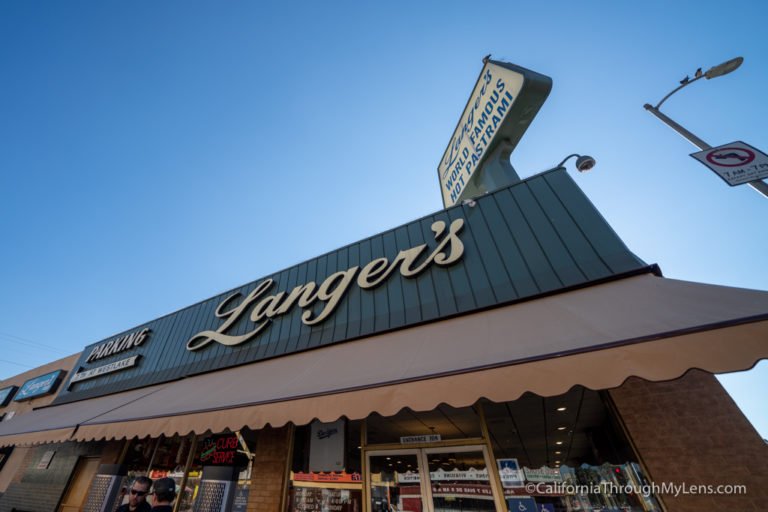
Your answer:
[643,105,711,150]
[644,57,768,198]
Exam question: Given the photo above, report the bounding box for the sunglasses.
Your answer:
[130,489,148,497]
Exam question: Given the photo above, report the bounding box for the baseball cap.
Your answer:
[152,477,176,497]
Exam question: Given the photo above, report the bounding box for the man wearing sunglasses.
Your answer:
[118,476,154,512]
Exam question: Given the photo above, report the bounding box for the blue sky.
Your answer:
[1,1,766,437]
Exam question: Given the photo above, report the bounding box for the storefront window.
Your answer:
[147,434,197,511]
[482,388,662,511]
[124,436,158,480]
[289,418,363,512]
[424,449,496,511]
[364,403,497,512]
[368,452,422,512]
[191,429,256,512]
[368,447,498,512]
[118,435,196,510]
[120,430,256,512]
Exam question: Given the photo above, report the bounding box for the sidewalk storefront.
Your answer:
[0,170,766,512]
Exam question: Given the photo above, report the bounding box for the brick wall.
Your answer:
[609,369,768,511]
[0,440,116,512]
[247,426,291,512]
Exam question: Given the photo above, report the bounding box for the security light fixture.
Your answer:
[554,154,596,173]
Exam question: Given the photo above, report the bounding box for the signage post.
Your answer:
[690,141,768,186]
[645,104,768,198]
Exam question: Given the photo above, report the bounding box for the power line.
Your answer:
[0,331,70,355]
[0,358,34,369]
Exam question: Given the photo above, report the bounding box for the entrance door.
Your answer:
[368,449,426,512]
[59,457,101,512]
[367,446,501,512]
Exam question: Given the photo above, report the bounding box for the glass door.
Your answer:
[423,446,499,512]
[368,449,427,512]
[367,446,501,512]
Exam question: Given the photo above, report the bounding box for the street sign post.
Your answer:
[690,141,768,186]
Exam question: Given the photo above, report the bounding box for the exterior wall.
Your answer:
[247,426,291,512]
[0,354,80,419]
[0,440,118,512]
[0,447,29,494]
[609,369,768,511]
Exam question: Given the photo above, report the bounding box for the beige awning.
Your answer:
[72,319,767,442]
[72,274,768,441]
[0,384,166,447]
[0,428,75,447]
[4,274,768,445]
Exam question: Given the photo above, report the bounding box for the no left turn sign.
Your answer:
[691,141,768,186]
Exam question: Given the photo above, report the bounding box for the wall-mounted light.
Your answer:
[554,153,597,173]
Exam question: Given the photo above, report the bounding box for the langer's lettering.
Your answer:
[186,219,465,351]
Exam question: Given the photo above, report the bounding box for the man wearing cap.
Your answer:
[118,476,153,512]
[150,477,177,512]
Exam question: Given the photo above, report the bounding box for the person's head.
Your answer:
[151,477,177,506]
[128,476,153,510]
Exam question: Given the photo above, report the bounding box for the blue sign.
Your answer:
[506,497,537,512]
[14,370,63,401]
[498,458,525,488]
[0,386,18,407]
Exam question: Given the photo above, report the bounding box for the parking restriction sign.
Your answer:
[690,141,768,186]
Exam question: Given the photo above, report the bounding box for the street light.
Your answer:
[644,56,768,198]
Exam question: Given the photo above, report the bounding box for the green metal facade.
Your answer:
[54,169,647,405]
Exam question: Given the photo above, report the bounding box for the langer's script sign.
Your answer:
[186,219,466,352]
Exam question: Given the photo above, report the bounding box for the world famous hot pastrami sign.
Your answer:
[438,59,552,207]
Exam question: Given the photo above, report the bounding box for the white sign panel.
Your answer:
[438,61,525,207]
[70,355,140,384]
[400,434,441,445]
[37,450,56,469]
[397,468,490,483]
[690,141,768,186]
[523,466,562,483]
[309,419,345,472]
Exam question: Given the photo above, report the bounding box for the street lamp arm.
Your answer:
[653,74,704,110]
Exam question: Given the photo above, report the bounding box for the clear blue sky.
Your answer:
[1,1,766,437]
